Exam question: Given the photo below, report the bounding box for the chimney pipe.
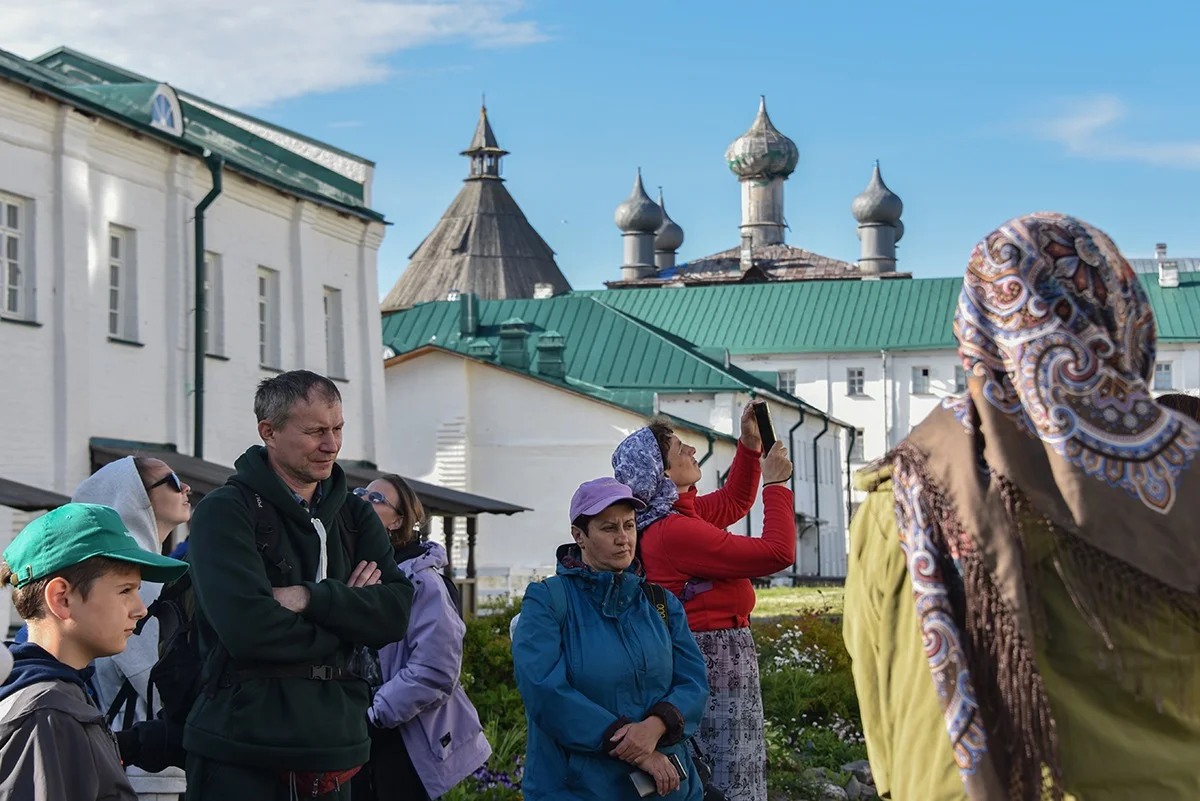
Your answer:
[535,331,566,378]
[1156,243,1168,260]
[498,318,530,369]
[459,293,478,337]
[739,232,754,273]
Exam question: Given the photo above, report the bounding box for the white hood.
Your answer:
[72,456,159,554]
[69,457,185,789]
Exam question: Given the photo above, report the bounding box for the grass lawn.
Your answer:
[753,584,845,618]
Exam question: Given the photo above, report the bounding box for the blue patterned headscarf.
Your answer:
[612,427,679,531]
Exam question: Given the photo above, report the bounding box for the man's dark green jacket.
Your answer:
[183,446,414,771]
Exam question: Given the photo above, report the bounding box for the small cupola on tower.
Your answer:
[654,188,685,270]
[852,161,904,274]
[725,96,798,248]
[615,169,663,281]
[461,104,509,180]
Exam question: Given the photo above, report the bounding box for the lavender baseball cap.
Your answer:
[569,477,647,522]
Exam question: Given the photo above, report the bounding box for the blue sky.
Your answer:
[12,1,1200,296]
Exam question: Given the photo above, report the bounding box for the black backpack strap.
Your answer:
[105,679,139,731]
[236,483,291,576]
[642,582,670,626]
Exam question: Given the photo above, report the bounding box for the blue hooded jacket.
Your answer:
[0,643,93,702]
[513,546,710,801]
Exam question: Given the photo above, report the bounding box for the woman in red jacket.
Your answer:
[612,404,795,801]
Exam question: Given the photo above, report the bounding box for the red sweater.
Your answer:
[639,443,796,633]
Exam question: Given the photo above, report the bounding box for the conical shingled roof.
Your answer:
[461,105,506,156]
[381,165,571,311]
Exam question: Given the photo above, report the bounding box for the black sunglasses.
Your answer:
[147,472,185,494]
[353,487,401,513]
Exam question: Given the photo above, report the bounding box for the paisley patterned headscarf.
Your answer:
[886,213,1200,800]
[612,427,679,531]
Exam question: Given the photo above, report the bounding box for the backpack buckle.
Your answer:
[310,665,334,680]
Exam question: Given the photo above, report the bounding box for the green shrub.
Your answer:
[754,609,867,783]
[460,598,526,733]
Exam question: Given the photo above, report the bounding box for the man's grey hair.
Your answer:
[254,370,342,430]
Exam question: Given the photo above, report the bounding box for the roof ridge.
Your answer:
[32,45,153,82]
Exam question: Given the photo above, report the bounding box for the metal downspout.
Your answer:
[845,424,857,536]
[193,153,224,458]
[697,433,716,468]
[812,415,830,577]
[788,408,805,577]
[880,349,889,451]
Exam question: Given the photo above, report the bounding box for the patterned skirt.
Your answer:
[693,627,767,801]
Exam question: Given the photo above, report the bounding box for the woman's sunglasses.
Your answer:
[353,487,401,513]
[147,472,186,494]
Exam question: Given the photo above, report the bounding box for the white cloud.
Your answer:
[1,0,546,108]
[1038,94,1200,168]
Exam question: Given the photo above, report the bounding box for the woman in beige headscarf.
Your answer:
[845,212,1200,801]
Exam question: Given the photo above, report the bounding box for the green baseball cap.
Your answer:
[3,503,188,589]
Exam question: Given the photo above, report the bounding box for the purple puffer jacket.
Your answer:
[368,542,492,798]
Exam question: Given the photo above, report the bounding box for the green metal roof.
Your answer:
[1141,273,1200,342]
[0,47,382,221]
[579,279,962,354]
[381,296,842,425]
[581,273,1200,354]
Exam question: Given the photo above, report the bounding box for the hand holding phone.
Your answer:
[753,401,777,454]
[629,752,684,797]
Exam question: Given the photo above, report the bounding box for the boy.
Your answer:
[0,503,188,801]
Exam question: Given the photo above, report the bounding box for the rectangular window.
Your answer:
[0,194,31,320]
[777,369,796,395]
[1155,362,1173,391]
[912,366,931,394]
[850,428,865,462]
[323,286,345,378]
[203,252,224,356]
[954,365,968,394]
[108,228,126,337]
[846,367,865,396]
[257,267,280,368]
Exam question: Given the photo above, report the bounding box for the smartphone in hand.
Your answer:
[753,401,777,454]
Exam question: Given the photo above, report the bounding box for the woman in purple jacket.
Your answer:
[351,474,492,800]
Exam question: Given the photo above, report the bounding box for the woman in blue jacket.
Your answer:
[513,477,710,801]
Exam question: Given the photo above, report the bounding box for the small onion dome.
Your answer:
[614,169,663,233]
[725,96,799,180]
[852,162,903,225]
[655,189,684,251]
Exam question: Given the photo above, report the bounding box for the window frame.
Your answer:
[912,365,931,395]
[108,227,126,338]
[954,365,968,394]
[203,251,225,356]
[1154,362,1174,391]
[850,428,865,463]
[846,366,865,397]
[777,368,797,396]
[323,285,346,379]
[0,193,32,321]
[257,266,281,369]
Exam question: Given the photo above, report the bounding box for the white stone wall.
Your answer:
[0,81,387,553]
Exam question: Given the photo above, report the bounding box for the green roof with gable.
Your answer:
[580,272,1200,354]
[381,295,843,425]
[0,47,382,221]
